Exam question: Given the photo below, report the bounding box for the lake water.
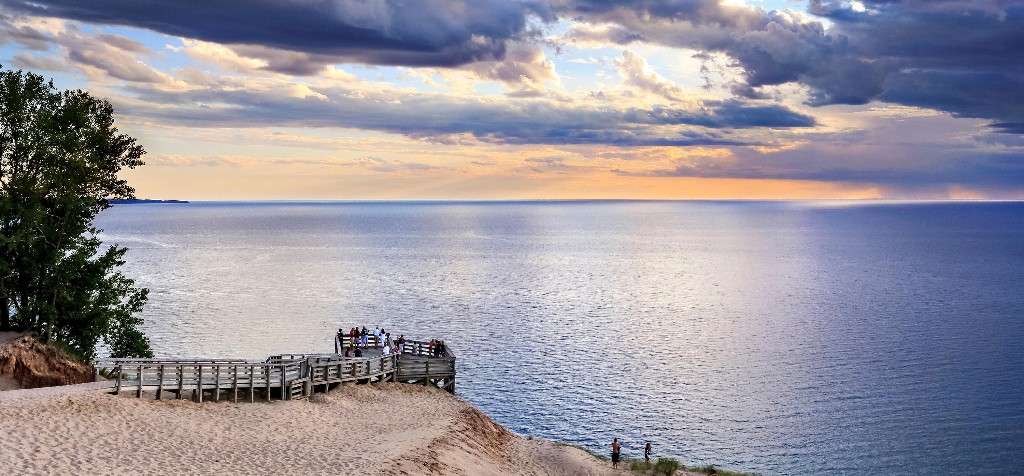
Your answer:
[94,201,1024,475]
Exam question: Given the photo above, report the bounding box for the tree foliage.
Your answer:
[0,66,152,360]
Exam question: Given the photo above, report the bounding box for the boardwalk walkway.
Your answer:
[95,336,456,403]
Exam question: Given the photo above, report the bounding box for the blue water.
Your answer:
[94,201,1024,475]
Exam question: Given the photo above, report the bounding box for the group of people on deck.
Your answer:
[427,339,447,357]
[339,326,390,349]
[338,326,447,357]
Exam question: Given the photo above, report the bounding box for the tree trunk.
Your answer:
[0,296,9,331]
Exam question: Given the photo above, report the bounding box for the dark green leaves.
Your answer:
[0,66,151,360]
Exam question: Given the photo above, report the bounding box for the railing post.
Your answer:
[177,366,184,400]
[390,354,397,382]
[280,365,286,401]
[156,365,165,400]
[264,366,271,403]
[303,360,311,397]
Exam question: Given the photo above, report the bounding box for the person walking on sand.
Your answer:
[611,438,621,468]
[645,442,652,464]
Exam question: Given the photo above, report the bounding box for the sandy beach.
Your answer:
[0,382,679,475]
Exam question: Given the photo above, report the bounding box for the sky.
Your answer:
[1,0,1023,200]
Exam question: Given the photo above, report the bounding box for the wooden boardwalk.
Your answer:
[95,336,456,402]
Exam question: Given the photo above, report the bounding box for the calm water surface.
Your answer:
[95,201,1024,475]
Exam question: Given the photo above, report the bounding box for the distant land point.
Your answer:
[109,199,189,204]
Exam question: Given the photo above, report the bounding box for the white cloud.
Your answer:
[614,50,697,107]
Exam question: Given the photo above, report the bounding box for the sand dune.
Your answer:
[0,382,643,475]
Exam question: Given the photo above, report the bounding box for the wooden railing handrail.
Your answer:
[96,358,257,365]
[99,332,456,401]
[111,363,298,370]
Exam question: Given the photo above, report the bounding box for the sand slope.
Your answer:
[0,332,23,390]
[0,382,639,475]
[0,333,93,390]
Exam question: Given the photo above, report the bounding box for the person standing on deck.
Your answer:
[611,438,621,468]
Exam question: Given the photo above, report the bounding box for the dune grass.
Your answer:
[627,457,757,476]
[551,439,755,475]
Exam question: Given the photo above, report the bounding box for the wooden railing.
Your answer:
[96,358,302,402]
[304,354,399,394]
[96,336,455,402]
[335,335,456,358]
[394,353,456,393]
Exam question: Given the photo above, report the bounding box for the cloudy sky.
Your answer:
[2,0,1022,199]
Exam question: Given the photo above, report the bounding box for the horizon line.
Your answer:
[122,198,1024,203]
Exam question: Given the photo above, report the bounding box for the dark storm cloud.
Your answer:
[6,0,1021,134]
[559,0,844,91]
[989,123,1024,134]
[817,1,1024,127]
[561,0,1024,129]
[0,0,549,68]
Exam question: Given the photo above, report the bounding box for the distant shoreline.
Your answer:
[108,199,189,204]
[106,198,1023,205]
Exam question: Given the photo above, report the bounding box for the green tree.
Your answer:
[0,66,152,360]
